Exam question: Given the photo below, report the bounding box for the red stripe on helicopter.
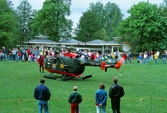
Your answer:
[45,68,81,77]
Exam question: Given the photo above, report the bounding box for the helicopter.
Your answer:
[43,52,126,81]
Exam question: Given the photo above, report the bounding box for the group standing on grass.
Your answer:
[95,77,124,113]
[0,46,127,63]
[33,76,124,113]
[1,45,167,66]
[137,50,167,64]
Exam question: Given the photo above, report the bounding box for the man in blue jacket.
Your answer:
[34,79,51,113]
[95,83,107,113]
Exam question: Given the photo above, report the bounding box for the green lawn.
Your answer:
[0,59,167,113]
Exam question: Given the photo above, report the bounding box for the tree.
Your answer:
[75,2,122,42]
[31,0,72,41]
[75,11,101,42]
[103,2,123,38]
[117,1,167,52]
[93,28,109,41]
[0,0,18,48]
[15,0,33,44]
[89,2,104,28]
[88,2,122,39]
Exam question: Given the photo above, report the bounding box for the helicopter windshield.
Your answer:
[53,58,57,63]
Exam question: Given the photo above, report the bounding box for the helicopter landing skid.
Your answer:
[61,76,73,81]
[43,73,57,80]
[61,74,92,81]
[81,74,92,80]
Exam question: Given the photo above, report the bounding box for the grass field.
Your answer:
[0,58,167,113]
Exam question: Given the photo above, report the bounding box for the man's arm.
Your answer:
[78,93,82,103]
[68,93,72,103]
[101,91,107,105]
[47,88,51,100]
[119,86,124,98]
[34,88,38,100]
[109,87,113,99]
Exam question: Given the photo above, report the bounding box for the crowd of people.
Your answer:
[34,76,124,113]
[137,50,167,64]
[0,46,126,63]
[1,46,167,65]
[0,46,41,62]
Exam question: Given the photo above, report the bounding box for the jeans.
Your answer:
[162,58,166,64]
[143,58,148,64]
[96,105,106,113]
[38,100,49,113]
[12,54,16,61]
[154,59,158,64]
[18,56,22,61]
[3,53,7,60]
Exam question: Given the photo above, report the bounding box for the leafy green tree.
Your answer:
[29,9,39,37]
[75,11,101,42]
[160,0,167,17]
[31,0,72,41]
[104,2,123,39]
[117,1,167,52]
[89,2,104,28]
[0,0,18,48]
[15,0,33,44]
[93,28,109,41]
[75,2,122,42]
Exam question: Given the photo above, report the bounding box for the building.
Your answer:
[24,36,131,54]
[24,34,57,50]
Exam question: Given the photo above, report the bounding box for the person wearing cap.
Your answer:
[68,86,82,113]
[95,83,107,113]
[109,76,124,113]
[34,79,51,113]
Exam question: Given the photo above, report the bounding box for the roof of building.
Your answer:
[35,34,49,39]
[24,37,122,46]
[24,34,57,44]
[86,39,106,44]
[59,39,83,43]
[24,39,57,44]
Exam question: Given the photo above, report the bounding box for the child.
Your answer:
[68,86,82,113]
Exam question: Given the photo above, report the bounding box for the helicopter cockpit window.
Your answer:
[48,58,53,62]
[47,58,53,66]
[53,58,57,63]
[52,58,57,69]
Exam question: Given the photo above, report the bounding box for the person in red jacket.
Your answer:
[37,55,45,73]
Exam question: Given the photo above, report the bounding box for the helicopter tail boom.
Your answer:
[80,55,126,72]
[101,55,127,71]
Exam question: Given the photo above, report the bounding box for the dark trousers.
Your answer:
[70,103,79,113]
[111,98,120,113]
[39,64,44,73]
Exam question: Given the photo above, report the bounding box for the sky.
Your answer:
[12,0,163,29]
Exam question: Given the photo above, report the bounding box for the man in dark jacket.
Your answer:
[68,86,82,113]
[109,76,124,113]
[34,79,51,113]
